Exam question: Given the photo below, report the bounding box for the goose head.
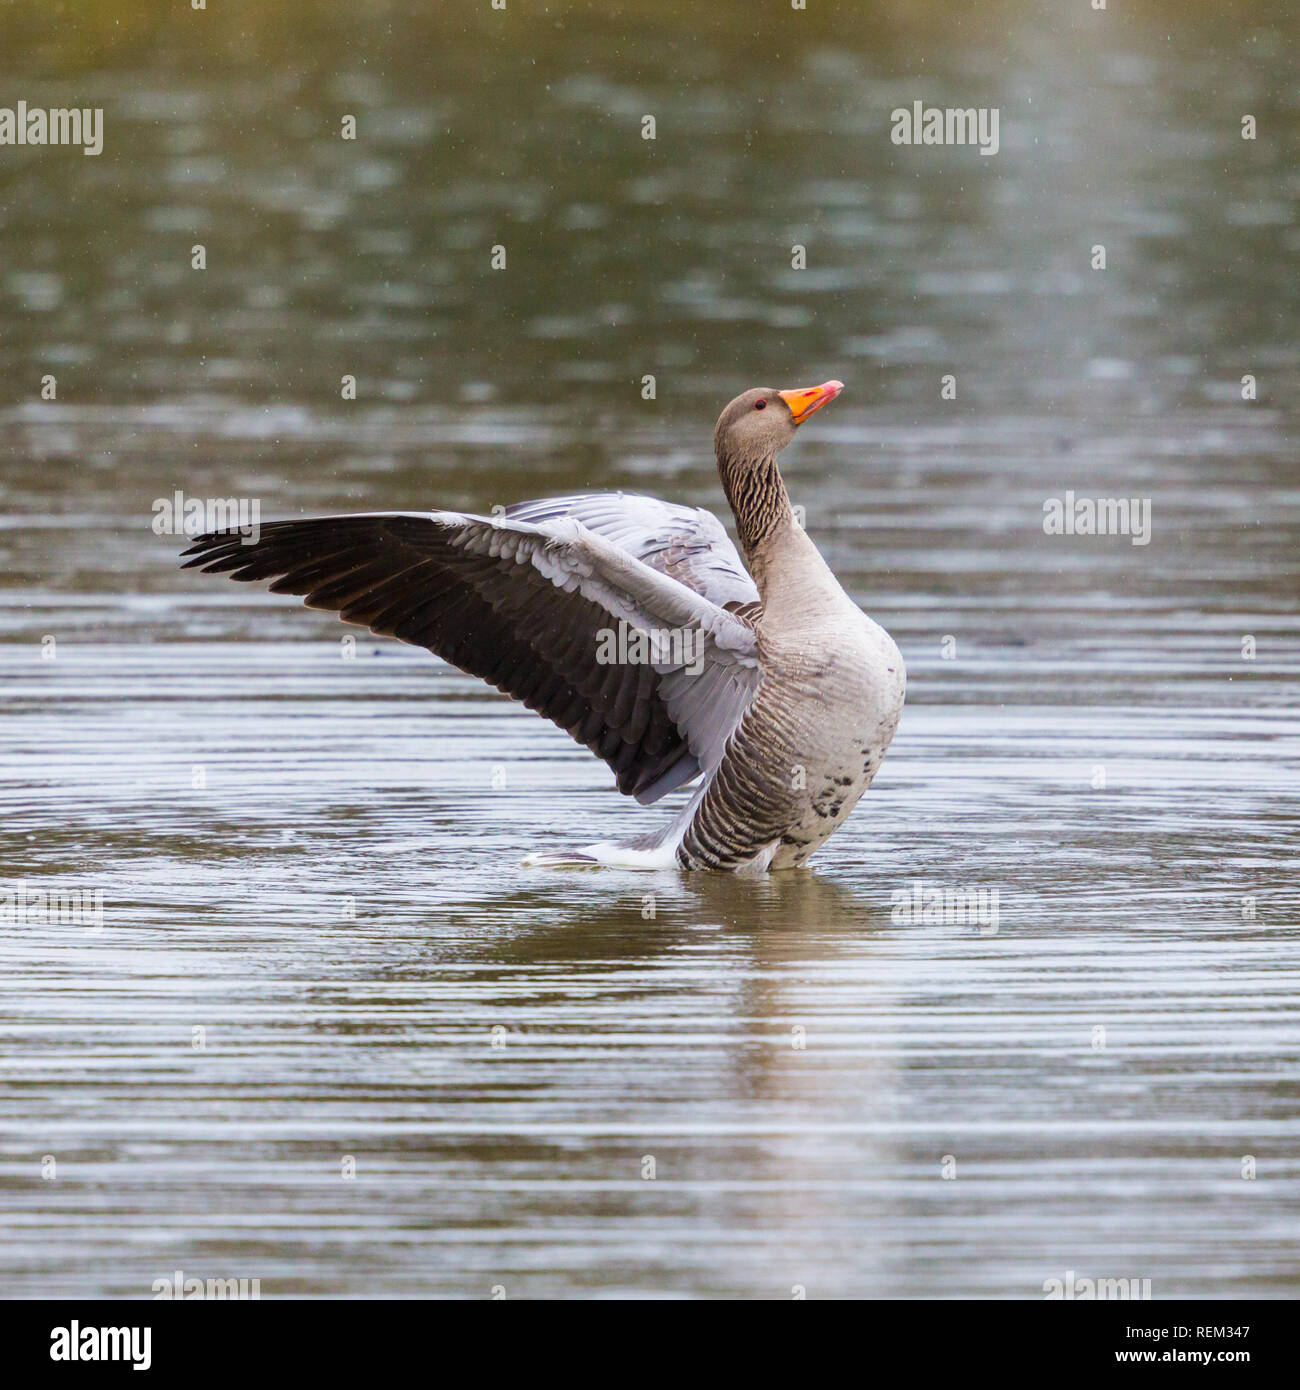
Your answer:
[713,379,844,463]
[711,379,844,560]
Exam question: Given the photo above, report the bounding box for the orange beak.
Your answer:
[778,379,845,425]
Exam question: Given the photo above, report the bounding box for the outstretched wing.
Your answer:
[503,493,760,612]
[181,509,760,804]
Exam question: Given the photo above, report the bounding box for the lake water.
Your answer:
[1,3,1298,1298]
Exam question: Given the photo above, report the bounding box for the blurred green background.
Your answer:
[2,0,1297,612]
[2,0,1296,410]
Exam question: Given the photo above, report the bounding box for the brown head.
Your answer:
[712,380,844,556]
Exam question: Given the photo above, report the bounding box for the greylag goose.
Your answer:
[181,381,905,873]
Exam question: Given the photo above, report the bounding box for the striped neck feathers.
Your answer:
[717,450,794,563]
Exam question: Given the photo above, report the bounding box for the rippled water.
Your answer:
[1,3,1298,1297]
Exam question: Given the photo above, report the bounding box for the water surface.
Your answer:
[1,2,1298,1298]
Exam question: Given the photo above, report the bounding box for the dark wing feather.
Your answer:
[182,510,759,804]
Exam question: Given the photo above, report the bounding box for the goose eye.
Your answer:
[754,399,767,410]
